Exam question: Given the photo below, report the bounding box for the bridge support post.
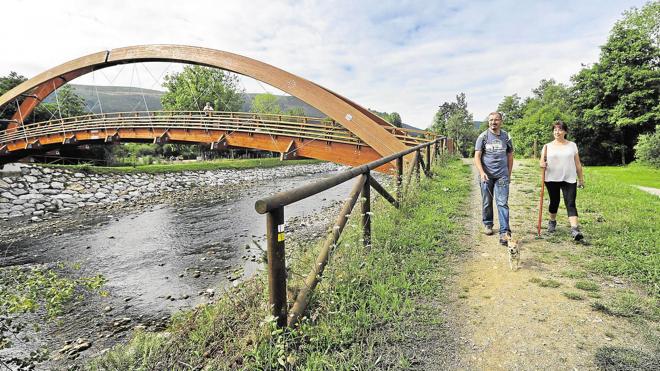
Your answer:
[425,146,431,176]
[361,172,371,250]
[266,207,287,327]
[396,157,403,202]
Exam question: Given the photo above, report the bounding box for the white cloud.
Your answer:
[1,0,648,128]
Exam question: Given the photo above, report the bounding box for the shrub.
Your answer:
[634,125,660,168]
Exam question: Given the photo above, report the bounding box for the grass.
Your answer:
[562,291,585,300]
[575,280,600,292]
[87,156,471,369]
[43,158,322,174]
[585,162,660,188]
[575,164,660,296]
[592,291,659,320]
[530,277,562,288]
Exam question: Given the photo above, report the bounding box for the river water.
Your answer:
[0,167,361,368]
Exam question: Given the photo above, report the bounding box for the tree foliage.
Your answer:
[634,125,660,167]
[251,93,282,114]
[570,2,659,164]
[505,79,575,157]
[368,109,403,127]
[430,93,476,156]
[161,65,244,112]
[1,73,88,126]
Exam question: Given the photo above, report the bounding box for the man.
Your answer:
[203,102,214,114]
[474,112,514,245]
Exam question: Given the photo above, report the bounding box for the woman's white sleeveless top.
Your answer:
[545,141,578,183]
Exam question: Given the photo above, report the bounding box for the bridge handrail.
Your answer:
[0,111,437,149]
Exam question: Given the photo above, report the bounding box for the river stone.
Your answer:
[19,193,44,200]
[51,181,65,189]
[33,210,44,216]
[12,199,27,205]
[31,182,50,189]
[35,203,45,210]
[29,168,42,176]
[0,179,9,188]
[22,207,35,215]
[73,172,85,178]
[1,192,17,200]
[9,211,23,217]
[24,175,38,183]
[53,193,73,199]
[41,189,61,195]
[10,188,28,196]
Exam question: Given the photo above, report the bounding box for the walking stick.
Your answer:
[537,145,547,236]
[537,168,545,236]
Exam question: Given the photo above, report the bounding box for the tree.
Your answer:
[251,93,282,114]
[389,112,403,127]
[1,72,27,127]
[285,107,306,116]
[570,2,660,164]
[496,94,524,126]
[507,79,575,157]
[367,109,403,127]
[1,72,89,126]
[430,93,476,157]
[161,65,244,112]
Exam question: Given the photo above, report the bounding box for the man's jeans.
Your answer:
[480,176,510,235]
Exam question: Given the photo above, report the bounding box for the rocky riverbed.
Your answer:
[0,162,373,370]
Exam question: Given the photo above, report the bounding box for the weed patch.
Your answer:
[575,280,600,292]
[530,277,562,288]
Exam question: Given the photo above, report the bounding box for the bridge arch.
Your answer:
[0,45,408,159]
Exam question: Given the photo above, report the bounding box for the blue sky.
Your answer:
[1,0,650,128]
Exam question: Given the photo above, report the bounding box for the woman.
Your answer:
[539,121,585,240]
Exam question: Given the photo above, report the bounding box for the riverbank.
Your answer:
[45,158,322,175]
[0,161,350,369]
[88,156,471,369]
[0,160,335,221]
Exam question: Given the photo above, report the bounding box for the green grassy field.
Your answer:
[87,156,471,370]
[43,158,322,174]
[578,164,659,295]
[585,163,660,188]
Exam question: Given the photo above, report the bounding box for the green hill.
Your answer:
[65,85,326,117]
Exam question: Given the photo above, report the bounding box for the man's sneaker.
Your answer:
[484,225,494,235]
[571,227,584,241]
[499,233,509,246]
[548,220,557,233]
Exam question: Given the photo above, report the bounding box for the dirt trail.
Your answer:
[445,160,656,370]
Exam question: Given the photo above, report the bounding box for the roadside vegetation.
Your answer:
[43,158,322,174]
[87,156,470,369]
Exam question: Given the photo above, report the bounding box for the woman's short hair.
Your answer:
[552,120,568,133]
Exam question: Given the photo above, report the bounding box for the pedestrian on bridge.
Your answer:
[203,102,214,114]
[474,112,514,246]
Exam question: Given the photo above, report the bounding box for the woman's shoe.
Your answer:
[571,227,583,241]
[548,220,557,233]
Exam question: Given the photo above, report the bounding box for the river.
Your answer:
[0,166,361,369]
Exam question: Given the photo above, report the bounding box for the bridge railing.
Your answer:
[0,111,436,150]
[254,137,447,327]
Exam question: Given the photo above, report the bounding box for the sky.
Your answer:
[1,0,650,128]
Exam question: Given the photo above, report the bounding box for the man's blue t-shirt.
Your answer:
[475,129,514,178]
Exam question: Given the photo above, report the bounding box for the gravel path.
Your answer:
[440,160,658,370]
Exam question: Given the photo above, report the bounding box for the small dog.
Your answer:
[504,234,521,271]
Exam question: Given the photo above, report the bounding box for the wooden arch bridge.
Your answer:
[0,45,444,169]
